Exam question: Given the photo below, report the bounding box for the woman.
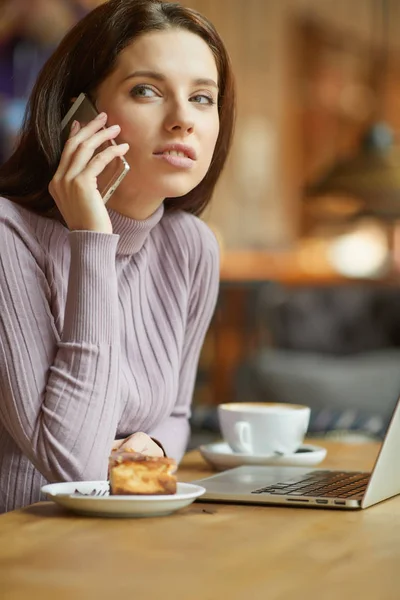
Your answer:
[0,0,235,512]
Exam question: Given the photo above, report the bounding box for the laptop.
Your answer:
[193,396,400,510]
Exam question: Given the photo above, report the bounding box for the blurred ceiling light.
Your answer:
[327,221,389,278]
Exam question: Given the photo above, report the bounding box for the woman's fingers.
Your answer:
[63,124,123,180]
[48,111,127,232]
[118,432,164,457]
[111,439,124,453]
[57,112,108,172]
[79,141,129,181]
[57,112,106,172]
[58,118,123,180]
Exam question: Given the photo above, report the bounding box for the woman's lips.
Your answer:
[153,153,195,169]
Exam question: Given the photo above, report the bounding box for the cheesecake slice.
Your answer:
[109,450,177,495]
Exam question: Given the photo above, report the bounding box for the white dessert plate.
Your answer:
[41,481,205,518]
[199,442,327,471]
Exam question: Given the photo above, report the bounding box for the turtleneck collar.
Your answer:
[107,203,164,255]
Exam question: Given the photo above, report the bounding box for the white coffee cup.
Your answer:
[218,402,311,456]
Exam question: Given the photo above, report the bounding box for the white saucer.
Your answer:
[199,442,327,471]
[41,481,205,518]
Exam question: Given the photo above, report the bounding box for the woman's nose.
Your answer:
[164,102,194,135]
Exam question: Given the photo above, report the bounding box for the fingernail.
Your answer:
[108,124,120,131]
[96,112,106,120]
[70,120,79,133]
[119,143,129,150]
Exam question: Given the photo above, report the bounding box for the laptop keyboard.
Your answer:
[252,470,370,499]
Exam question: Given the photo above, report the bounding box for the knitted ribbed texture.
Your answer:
[0,198,219,512]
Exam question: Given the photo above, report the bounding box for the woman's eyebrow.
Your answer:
[122,70,218,89]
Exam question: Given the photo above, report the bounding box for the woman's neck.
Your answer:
[106,188,164,221]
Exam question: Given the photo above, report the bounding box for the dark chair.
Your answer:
[234,282,400,440]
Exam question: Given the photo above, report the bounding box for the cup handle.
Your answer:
[234,421,252,453]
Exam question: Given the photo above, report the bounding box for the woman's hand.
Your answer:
[49,114,129,233]
[111,432,164,457]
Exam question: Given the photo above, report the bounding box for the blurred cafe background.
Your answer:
[2,0,400,448]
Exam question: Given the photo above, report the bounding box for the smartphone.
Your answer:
[61,93,130,203]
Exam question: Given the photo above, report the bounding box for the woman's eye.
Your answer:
[190,94,216,106]
[130,85,157,98]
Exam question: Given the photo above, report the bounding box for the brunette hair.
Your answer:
[0,0,235,218]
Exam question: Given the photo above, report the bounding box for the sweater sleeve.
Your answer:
[148,224,220,462]
[0,214,122,482]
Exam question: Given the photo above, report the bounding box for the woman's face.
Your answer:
[95,28,220,216]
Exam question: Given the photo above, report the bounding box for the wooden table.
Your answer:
[0,440,399,600]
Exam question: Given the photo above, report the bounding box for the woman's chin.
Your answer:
[152,185,194,201]
[153,173,204,199]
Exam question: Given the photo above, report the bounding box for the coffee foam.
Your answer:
[220,402,308,413]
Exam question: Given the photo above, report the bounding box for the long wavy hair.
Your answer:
[0,0,235,219]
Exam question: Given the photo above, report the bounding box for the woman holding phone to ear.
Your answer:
[0,0,235,513]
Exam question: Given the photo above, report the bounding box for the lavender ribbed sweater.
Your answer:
[0,197,219,513]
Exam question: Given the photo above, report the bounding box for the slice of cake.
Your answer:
[109,450,177,495]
